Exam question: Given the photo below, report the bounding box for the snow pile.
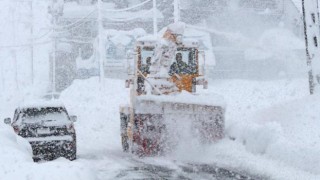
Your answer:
[242,27,306,78]
[245,27,305,61]
[0,91,97,180]
[225,93,320,178]
[60,78,129,155]
[213,79,320,178]
[167,78,320,179]
[244,48,273,61]
[252,94,320,174]
[19,99,65,109]
[0,124,32,163]
[60,78,131,179]
[258,27,304,51]
[2,160,97,180]
[0,123,97,180]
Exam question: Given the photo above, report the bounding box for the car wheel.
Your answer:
[64,138,77,161]
[66,145,77,161]
[68,150,77,161]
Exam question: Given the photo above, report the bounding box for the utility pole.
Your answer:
[153,0,158,36]
[29,0,34,85]
[98,0,105,85]
[302,0,320,94]
[48,0,63,94]
[11,3,19,91]
[174,0,180,23]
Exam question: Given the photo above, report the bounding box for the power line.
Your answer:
[32,30,53,40]
[59,38,94,44]
[0,40,52,49]
[103,9,154,22]
[0,0,156,49]
[0,46,29,60]
[101,0,152,12]
[55,0,153,31]
[55,9,97,31]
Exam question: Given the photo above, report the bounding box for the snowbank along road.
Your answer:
[1,77,319,180]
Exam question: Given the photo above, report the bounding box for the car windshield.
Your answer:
[19,107,70,124]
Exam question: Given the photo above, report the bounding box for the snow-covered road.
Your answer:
[1,77,320,180]
[74,140,263,179]
[59,77,317,180]
[79,152,264,180]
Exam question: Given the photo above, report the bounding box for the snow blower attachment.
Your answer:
[120,22,225,156]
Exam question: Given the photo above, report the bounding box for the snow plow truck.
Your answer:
[120,22,225,156]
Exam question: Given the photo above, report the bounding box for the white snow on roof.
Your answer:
[137,35,158,42]
[19,100,65,110]
[106,28,147,46]
[106,28,146,37]
[26,135,73,142]
[110,35,132,46]
[167,22,186,34]
[138,23,216,66]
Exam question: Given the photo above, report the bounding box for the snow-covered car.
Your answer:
[3,101,77,161]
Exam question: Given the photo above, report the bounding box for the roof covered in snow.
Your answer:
[137,35,158,42]
[106,28,146,37]
[109,35,132,46]
[19,100,65,110]
[167,22,186,35]
[106,28,147,46]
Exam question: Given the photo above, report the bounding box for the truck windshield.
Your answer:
[140,47,197,74]
[170,48,197,75]
[176,49,196,66]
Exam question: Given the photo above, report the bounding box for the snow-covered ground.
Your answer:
[66,77,320,179]
[1,76,320,179]
[1,1,319,179]
[0,123,96,180]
